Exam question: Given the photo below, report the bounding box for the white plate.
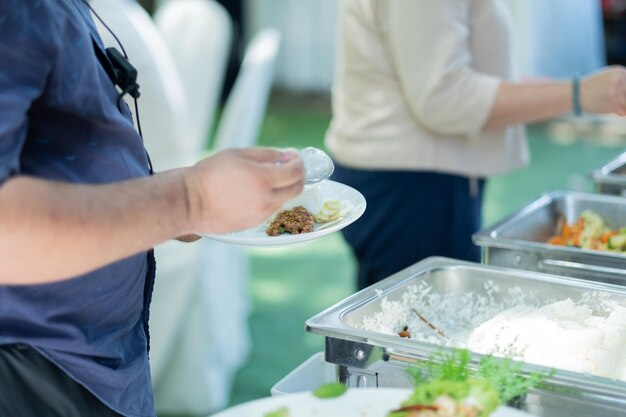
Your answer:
[202,180,366,247]
[209,388,537,417]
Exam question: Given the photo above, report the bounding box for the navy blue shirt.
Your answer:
[0,1,156,416]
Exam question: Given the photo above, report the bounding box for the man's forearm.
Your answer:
[0,147,306,285]
[0,170,190,284]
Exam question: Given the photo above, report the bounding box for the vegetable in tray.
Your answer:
[547,209,626,252]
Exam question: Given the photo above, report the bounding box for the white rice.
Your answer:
[360,281,626,381]
[361,280,516,346]
[467,299,626,380]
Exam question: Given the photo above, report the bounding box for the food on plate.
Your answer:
[264,197,356,236]
[263,383,347,417]
[263,407,291,417]
[388,379,497,417]
[547,209,626,252]
[312,199,342,222]
[266,206,314,236]
[312,382,348,398]
[389,349,550,417]
[260,351,547,417]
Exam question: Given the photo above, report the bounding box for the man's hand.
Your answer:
[0,147,302,283]
[182,147,304,235]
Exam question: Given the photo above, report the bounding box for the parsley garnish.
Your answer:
[408,348,554,404]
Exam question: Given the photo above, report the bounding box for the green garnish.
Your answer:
[408,349,553,403]
[391,349,553,417]
[263,406,290,417]
[407,348,472,385]
[390,378,499,417]
[313,382,348,398]
[476,354,554,403]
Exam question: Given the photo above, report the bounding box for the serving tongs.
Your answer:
[411,308,449,341]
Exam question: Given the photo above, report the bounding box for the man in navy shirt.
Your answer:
[0,1,303,416]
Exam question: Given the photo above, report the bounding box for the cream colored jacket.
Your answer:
[325,0,529,177]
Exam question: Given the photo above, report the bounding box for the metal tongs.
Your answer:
[412,308,448,341]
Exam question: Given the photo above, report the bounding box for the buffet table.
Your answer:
[301,257,626,417]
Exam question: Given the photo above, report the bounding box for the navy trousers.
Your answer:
[0,344,123,417]
[332,162,485,290]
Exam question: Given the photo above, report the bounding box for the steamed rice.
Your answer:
[360,281,626,381]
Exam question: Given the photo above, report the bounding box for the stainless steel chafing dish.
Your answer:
[591,151,626,196]
[473,190,626,285]
[305,257,626,417]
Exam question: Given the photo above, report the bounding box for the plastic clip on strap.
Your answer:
[106,47,140,102]
[572,72,582,117]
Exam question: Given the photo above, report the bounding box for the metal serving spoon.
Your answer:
[299,147,334,185]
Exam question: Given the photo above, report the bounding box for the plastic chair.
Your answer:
[213,28,281,150]
[152,5,284,415]
[192,27,282,411]
[154,0,233,156]
[88,1,232,414]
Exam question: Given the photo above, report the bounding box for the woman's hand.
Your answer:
[581,66,626,116]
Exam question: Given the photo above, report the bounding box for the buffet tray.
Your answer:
[305,257,626,417]
[591,151,626,196]
[473,190,626,285]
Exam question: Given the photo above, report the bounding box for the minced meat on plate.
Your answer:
[266,206,314,236]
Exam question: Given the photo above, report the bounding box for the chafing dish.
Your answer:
[305,257,626,417]
[473,190,626,285]
[591,151,626,196]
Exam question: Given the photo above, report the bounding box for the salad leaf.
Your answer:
[312,382,347,399]
[391,378,500,417]
[403,379,470,404]
[396,349,553,416]
[465,378,501,416]
[263,406,290,417]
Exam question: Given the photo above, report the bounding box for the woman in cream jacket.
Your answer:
[326,0,626,289]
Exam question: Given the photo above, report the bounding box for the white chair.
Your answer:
[213,28,281,150]
[154,0,233,156]
[193,26,282,412]
[152,2,268,414]
[154,27,283,413]
[89,0,233,415]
